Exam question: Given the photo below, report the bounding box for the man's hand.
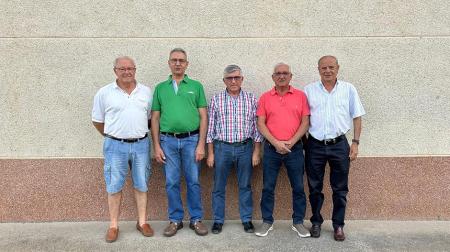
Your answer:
[195,145,205,162]
[273,140,291,154]
[252,150,260,167]
[207,153,214,168]
[154,146,166,164]
[349,143,359,161]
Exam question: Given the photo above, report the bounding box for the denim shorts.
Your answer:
[103,136,151,194]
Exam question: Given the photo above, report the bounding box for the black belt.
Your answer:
[217,138,251,147]
[105,133,147,143]
[160,129,199,139]
[310,135,345,146]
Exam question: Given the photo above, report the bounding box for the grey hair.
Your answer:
[318,55,339,66]
[223,64,242,76]
[113,56,136,68]
[169,48,187,59]
[273,62,291,73]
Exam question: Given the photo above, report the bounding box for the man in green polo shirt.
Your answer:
[151,48,208,237]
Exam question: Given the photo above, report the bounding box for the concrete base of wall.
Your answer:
[1,157,449,222]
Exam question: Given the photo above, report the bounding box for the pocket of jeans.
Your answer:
[104,162,112,185]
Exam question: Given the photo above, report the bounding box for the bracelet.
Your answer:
[352,139,360,145]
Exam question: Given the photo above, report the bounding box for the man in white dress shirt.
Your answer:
[304,55,366,241]
[92,56,153,242]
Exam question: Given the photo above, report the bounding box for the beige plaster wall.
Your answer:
[1,1,449,157]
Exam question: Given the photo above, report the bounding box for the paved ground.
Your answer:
[1,220,449,251]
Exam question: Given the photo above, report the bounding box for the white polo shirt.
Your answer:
[305,80,365,140]
[92,81,152,139]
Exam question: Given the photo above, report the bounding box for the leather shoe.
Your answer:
[189,221,208,236]
[163,222,183,237]
[211,222,223,234]
[105,227,119,243]
[334,227,345,241]
[310,224,321,238]
[242,221,254,233]
[136,222,154,237]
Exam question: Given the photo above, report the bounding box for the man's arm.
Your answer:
[92,122,105,136]
[252,142,261,167]
[206,143,214,168]
[349,116,362,161]
[286,115,309,149]
[257,116,290,154]
[195,107,208,162]
[151,111,165,163]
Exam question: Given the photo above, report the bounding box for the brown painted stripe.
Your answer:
[0,157,449,222]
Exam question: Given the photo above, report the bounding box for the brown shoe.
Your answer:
[136,222,154,237]
[189,221,208,236]
[105,227,119,243]
[163,222,183,237]
[334,227,345,241]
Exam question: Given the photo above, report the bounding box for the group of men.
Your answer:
[92,48,365,243]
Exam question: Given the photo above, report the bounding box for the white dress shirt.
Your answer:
[304,80,365,141]
[92,82,152,139]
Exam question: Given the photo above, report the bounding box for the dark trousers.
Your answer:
[261,141,307,224]
[305,136,350,229]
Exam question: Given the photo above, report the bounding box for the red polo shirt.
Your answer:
[257,85,310,141]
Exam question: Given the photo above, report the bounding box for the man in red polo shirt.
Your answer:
[255,63,310,238]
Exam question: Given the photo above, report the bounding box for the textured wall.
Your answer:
[1,1,449,157]
[1,1,450,222]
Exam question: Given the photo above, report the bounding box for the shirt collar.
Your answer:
[270,85,294,95]
[224,89,242,98]
[320,80,339,93]
[114,80,139,91]
[168,74,189,84]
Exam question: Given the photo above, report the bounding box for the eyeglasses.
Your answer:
[224,76,243,82]
[169,59,187,64]
[115,67,136,72]
[273,72,291,77]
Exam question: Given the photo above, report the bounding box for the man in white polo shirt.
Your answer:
[92,56,153,243]
[304,55,366,241]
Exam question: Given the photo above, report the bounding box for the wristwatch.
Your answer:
[352,139,360,145]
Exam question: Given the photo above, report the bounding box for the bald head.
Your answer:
[318,55,338,67]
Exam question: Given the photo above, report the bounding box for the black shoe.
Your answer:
[211,222,223,234]
[310,224,321,238]
[242,221,255,233]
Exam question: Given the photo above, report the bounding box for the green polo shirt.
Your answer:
[152,75,207,133]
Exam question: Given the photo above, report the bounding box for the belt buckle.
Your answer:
[324,138,336,146]
[173,132,179,138]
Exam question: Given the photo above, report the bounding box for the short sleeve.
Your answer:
[300,91,310,116]
[92,90,105,122]
[256,94,267,117]
[151,85,161,111]
[197,84,207,108]
[349,85,366,118]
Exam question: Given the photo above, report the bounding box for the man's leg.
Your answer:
[283,142,307,224]
[108,192,122,228]
[130,137,151,225]
[305,139,327,226]
[235,141,253,223]
[160,135,184,223]
[212,142,233,224]
[180,134,203,222]
[260,143,282,224]
[328,140,350,230]
[103,138,129,228]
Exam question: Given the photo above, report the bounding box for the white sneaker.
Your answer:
[255,222,274,237]
[291,223,311,238]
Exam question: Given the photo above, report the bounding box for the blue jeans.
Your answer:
[103,136,151,194]
[160,134,203,223]
[260,141,307,224]
[212,140,253,223]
